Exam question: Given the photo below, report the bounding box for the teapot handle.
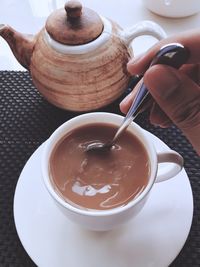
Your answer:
[120,20,167,46]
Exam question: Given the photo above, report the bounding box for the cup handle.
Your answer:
[120,20,167,47]
[155,150,184,183]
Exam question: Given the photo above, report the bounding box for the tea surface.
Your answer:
[50,123,150,210]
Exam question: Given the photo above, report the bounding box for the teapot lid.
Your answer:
[45,1,104,45]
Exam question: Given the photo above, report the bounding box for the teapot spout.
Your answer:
[0,24,36,70]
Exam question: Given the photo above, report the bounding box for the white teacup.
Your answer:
[42,112,183,231]
[142,0,200,18]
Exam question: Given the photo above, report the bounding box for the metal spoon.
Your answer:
[86,43,190,153]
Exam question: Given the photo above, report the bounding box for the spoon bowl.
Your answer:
[85,141,113,152]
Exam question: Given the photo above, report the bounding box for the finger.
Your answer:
[180,64,200,84]
[150,102,173,128]
[144,65,200,154]
[127,29,200,75]
[120,79,143,114]
[120,90,173,127]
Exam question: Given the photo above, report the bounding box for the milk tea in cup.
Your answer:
[49,122,150,211]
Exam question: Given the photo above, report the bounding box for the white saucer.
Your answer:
[14,132,193,267]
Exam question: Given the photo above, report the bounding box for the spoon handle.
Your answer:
[112,43,190,143]
[112,82,148,143]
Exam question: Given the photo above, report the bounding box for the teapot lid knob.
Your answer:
[65,1,82,19]
[46,1,103,45]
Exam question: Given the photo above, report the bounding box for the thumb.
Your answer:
[144,65,200,154]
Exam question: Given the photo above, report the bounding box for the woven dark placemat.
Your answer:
[0,71,199,267]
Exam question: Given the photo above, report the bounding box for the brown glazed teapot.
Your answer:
[0,1,166,111]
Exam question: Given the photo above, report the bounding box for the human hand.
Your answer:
[120,30,200,155]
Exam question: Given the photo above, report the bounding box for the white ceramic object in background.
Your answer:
[142,0,200,18]
[42,112,183,231]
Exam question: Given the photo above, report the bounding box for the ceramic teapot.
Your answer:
[0,1,166,111]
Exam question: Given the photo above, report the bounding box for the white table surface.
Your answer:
[0,0,200,71]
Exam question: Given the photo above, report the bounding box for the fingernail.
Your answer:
[120,92,131,106]
[127,53,143,67]
[127,56,140,67]
[159,122,172,128]
[145,66,181,99]
[152,122,171,128]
